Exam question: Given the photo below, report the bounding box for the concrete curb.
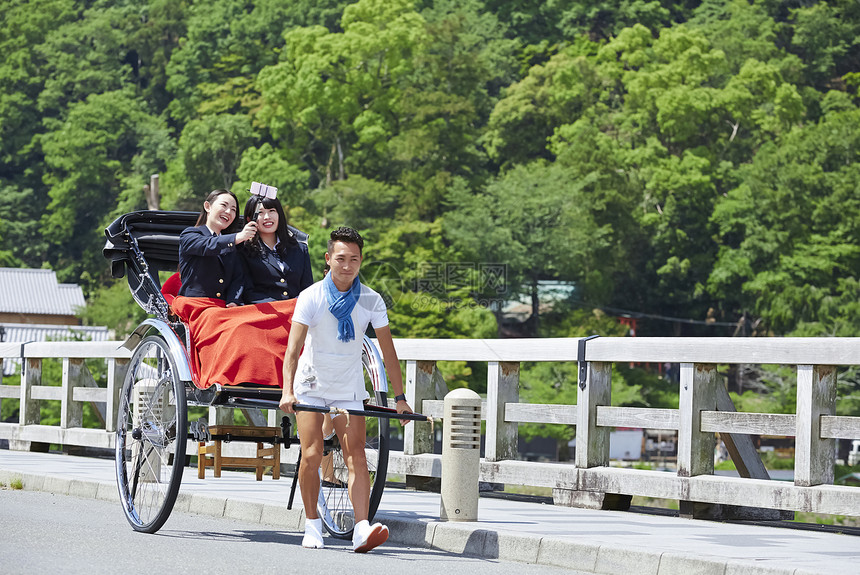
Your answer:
[0,468,827,574]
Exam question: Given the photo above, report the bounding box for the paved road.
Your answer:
[0,489,585,575]
[2,449,859,575]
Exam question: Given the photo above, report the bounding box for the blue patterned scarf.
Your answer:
[324,273,361,342]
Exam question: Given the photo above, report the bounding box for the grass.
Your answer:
[759,451,795,470]
[715,451,795,472]
[835,463,860,484]
[631,496,680,511]
[793,512,860,528]
[0,476,25,490]
[501,484,553,498]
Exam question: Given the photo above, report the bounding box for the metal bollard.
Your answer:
[440,388,482,521]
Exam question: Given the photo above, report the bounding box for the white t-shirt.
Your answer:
[291,280,389,400]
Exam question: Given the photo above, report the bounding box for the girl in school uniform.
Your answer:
[178,189,257,307]
[240,188,313,304]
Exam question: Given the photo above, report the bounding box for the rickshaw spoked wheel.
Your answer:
[116,335,187,533]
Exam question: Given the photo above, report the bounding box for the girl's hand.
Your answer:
[236,221,257,243]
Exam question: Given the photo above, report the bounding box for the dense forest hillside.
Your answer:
[1,0,859,344]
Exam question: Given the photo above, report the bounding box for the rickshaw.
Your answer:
[103,210,420,537]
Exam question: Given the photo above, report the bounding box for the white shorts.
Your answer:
[294,393,363,415]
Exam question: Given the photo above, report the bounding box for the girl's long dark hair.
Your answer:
[242,195,297,256]
[195,189,242,234]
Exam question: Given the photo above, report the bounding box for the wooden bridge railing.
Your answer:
[1,337,859,518]
[0,341,129,449]
[389,337,860,518]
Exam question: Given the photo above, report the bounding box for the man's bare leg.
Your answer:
[332,415,388,552]
[296,411,325,548]
[332,414,370,520]
[320,415,341,486]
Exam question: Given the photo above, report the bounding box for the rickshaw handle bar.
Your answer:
[224,396,432,422]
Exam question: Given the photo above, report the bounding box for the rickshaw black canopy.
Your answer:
[103,210,199,278]
[103,209,311,280]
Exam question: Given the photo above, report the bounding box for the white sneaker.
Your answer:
[352,520,388,553]
[302,517,324,549]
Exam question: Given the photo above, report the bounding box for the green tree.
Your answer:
[78,280,148,338]
[0,0,79,269]
[0,184,51,269]
[477,0,561,47]
[41,90,173,285]
[125,0,189,112]
[689,0,794,75]
[310,176,400,233]
[365,218,497,338]
[176,113,257,193]
[165,0,281,123]
[36,2,142,115]
[392,0,517,219]
[551,0,678,41]
[234,144,310,210]
[484,37,605,168]
[445,162,611,333]
[784,0,860,93]
[708,96,860,334]
[545,23,803,330]
[479,0,694,47]
[3,0,860,351]
[164,0,353,123]
[0,216,21,267]
[256,0,427,187]
[1,0,185,273]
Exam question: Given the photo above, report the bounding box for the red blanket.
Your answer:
[171,296,295,389]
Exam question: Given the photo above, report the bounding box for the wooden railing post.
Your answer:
[404,360,438,491]
[0,344,23,430]
[61,358,86,429]
[575,361,611,468]
[209,405,234,425]
[485,361,519,462]
[14,356,49,452]
[106,358,129,432]
[795,364,836,487]
[677,363,717,478]
[404,360,435,455]
[677,363,718,519]
[21,358,41,425]
[561,361,627,509]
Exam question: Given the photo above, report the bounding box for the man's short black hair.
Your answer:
[328,226,364,255]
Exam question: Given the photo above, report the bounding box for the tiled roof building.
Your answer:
[0,268,110,376]
[0,268,86,325]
